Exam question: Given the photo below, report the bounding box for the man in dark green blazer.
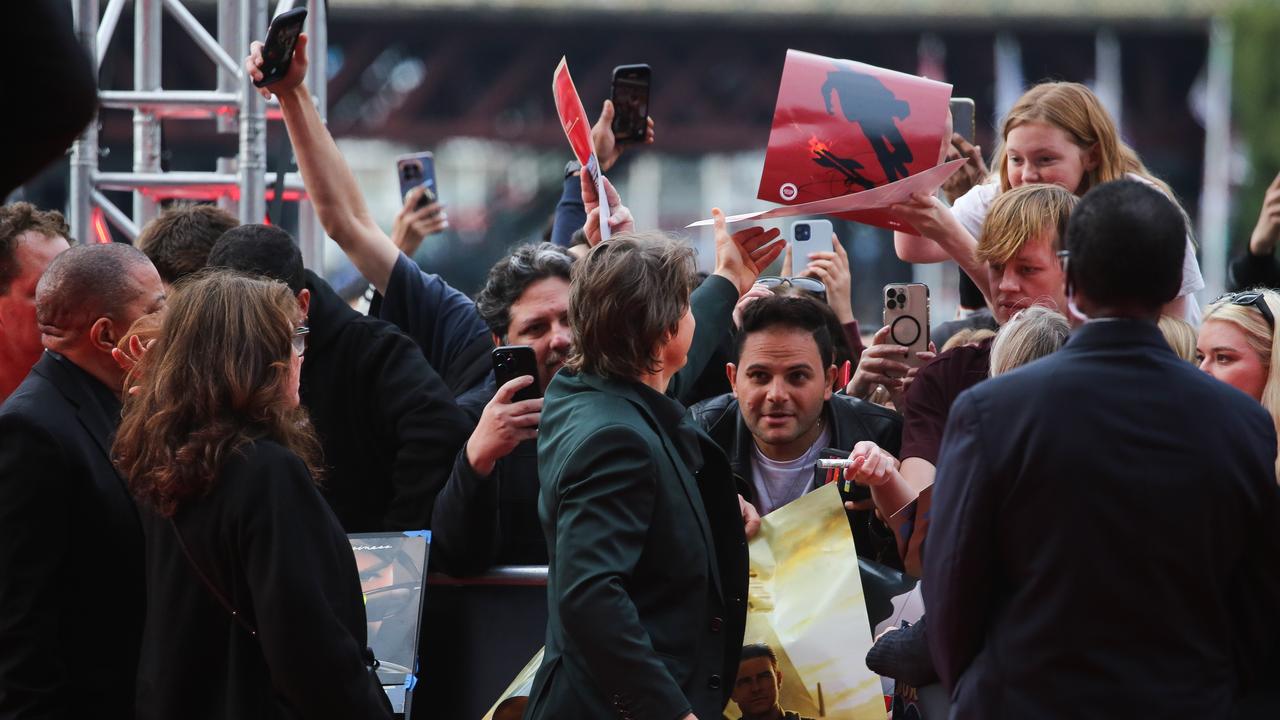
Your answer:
[526,219,781,720]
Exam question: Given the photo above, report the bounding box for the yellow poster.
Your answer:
[725,483,886,720]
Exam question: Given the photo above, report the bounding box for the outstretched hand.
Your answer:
[581,171,634,247]
[245,32,310,100]
[1250,171,1280,256]
[591,99,655,174]
[711,209,783,296]
[800,233,853,323]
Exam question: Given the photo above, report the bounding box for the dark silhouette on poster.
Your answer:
[819,65,915,187]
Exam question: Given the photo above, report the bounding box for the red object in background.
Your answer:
[90,207,112,244]
[758,50,952,232]
[552,57,594,167]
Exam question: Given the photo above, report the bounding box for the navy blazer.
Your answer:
[0,352,144,717]
[924,319,1280,718]
[526,370,748,720]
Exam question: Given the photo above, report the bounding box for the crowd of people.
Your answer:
[3,14,1280,720]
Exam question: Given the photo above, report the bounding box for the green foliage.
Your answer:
[1231,1,1280,247]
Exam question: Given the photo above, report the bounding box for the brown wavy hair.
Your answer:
[113,270,323,517]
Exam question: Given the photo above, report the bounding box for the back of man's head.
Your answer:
[1,202,71,294]
[206,223,305,294]
[135,203,238,285]
[976,184,1077,265]
[1066,180,1184,312]
[36,243,157,343]
[736,294,836,367]
[475,242,573,340]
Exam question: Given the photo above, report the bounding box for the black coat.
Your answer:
[689,391,904,567]
[0,352,144,718]
[301,271,469,533]
[525,371,749,720]
[134,439,392,720]
[924,320,1280,717]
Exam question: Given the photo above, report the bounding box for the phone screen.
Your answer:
[611,65,651,144]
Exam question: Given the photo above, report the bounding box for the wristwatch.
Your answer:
[564,160,582,179]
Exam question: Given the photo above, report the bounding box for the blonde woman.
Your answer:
[892,82,1202,323]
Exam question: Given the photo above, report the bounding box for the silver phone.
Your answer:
[883,283,931,370]
[790,219,833,267]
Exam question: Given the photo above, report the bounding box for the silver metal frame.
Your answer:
[70,0,326,268]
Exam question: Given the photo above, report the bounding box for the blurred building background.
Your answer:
[17,0,1278,327]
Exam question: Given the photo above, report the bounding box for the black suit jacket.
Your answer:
[300,271,469,533]
[525,371,749,720]
[0,352,144,718]
[923,319,1280,718]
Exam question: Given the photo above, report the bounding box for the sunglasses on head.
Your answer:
[757,276,827,301]
[1215,291,1275,331]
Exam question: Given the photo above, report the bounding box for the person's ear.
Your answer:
[1083,143,1101,172]
[89,317,116,353]
[824,364,837,399]
[726,362,738,396]
[296,288,311,318]
[492,332,503,348]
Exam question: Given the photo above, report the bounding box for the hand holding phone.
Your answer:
[610,64,651,145]
[949,97,976,144]
[882,283,931,370]
[252,8,307,88]
[492,346,542,402]
[396,152,438,211]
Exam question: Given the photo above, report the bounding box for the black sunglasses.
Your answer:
[1214,291,1275,330]
[758,276,827,301]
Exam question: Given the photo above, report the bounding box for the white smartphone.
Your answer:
[883,283,931,370]
[790,219,833,268]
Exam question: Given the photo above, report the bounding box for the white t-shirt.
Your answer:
[950,173,1204,325]
[749,425,830,516]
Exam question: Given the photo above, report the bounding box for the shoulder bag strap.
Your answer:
[169,517,258,638]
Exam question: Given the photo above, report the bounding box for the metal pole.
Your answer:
[162,0,242,78]
[1199,18,1233,300]
[69,0,99,245]
[133,0,162,228]
[297,0,328,269]
[216,0,242,215]
[92,190,140,240]
[239,0,268,225]
[96,0,126,69]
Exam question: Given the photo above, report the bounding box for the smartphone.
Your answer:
[492,345,542,402]
[949,97,976,144]
[883,283,931,371]
[252,7,307,88]
[611,64,651,145]
[790,219,833,268]
[396,152,438,211]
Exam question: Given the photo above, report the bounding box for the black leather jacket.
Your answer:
[689,392,904,569]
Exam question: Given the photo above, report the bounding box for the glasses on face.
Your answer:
[1215,291,1275,331]
[292,326,309,357]
[757,276,827,301]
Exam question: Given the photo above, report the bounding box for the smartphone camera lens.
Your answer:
[795,224,811,242]
[886,289,896,299]
[887,299,897,310]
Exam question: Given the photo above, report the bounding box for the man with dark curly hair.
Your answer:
[0,202,71,402]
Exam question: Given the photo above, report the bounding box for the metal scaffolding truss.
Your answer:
[69,0,327,267]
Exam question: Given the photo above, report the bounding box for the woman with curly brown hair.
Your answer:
[113,270,391,720]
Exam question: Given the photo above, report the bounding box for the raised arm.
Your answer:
[246,34,399,293]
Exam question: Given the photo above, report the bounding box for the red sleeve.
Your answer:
[899,341,991,464]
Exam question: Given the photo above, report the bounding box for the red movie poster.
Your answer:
[553,57,594,167]
[757,50,952,232]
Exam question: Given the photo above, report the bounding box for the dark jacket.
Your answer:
[689,392,904,567]
[525,370,749,720]
[429,275,740,576]
[0,352,144,718]
[924,320,1280,718]
[134,440,392,720]
[301,271,469,533]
